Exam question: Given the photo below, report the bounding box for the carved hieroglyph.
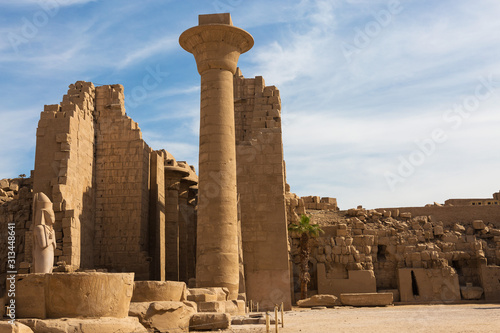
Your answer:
[32,192,56,273]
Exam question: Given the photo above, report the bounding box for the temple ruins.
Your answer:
[0,12,499,333]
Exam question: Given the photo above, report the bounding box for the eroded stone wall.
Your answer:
[0,178,32,295]
[33,81,96,268]
[234,69,292,310]
[287,199,500,302]
[93,84,152,279]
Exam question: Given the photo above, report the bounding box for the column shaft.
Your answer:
[196,69,239,298]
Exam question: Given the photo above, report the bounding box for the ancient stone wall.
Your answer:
[93,84,152,279]
[0,178,32,295]
[287,202,500,302]
[33,81,96,268]
[377,205,500,226]
[149,150,166,281]
[234,69,292,309]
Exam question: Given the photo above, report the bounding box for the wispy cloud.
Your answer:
[116,36,179,69]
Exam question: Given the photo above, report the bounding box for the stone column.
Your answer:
[179,13,253,300]
[164,165,189,281]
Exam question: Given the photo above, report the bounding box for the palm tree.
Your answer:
[288,214,324,300]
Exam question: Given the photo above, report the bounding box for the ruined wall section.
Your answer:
[0,178,32,296]
[234,69,292,309]
[376,205,500,227]
[94,84,152,279]
[149,150,166,281]
[33,81,96,268]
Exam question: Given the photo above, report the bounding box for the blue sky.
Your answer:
[1,0,499,209]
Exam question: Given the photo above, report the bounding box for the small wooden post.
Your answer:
[281,302,284,328]
[275,305,279,333]
[266,311,270,333]
[256,302,259,313]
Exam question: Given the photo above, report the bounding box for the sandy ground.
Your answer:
[224,304,500,333]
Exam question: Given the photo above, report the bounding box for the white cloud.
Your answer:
[116,36,178,70]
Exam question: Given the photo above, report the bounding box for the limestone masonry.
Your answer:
[1,12,499,333]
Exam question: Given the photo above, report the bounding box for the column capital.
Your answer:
[179,16,253,74]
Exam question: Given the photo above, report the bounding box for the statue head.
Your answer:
[33,192,55,227]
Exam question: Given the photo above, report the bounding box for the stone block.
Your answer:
[16,272,134,319]
[187,293,217,303]
[132,281,186,302]
[340,293,393,307]
[224,300,246,316]
[378,289,400,302]
[400,212,411,219]
[19,317,147,333]
[197,301,225,313]
[190,313,231,331]
[460,284,483,300]
[297,294,340,307]
[0,321,34,333]
[207,287,230,301]
[473,220,486,230]
[129,301,196,333]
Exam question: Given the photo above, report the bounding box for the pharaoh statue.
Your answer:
[32,192,56,273]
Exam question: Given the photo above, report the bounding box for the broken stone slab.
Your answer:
[297,294,340,307]
[18,317,147,333]
[460,284,484,300]
[473,220,486,230]
[207,287,230,301]
[132,280,187,302]
[186,288,218,302]
[129,301,196,333]
[190,313,231,331]
[224,300,246,316]
[16,272,134,319]
[197,301,226,313]
[0,178,9,190]
[0,321,34,333]
[340,293,393,307]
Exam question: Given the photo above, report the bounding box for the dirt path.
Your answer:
[225,304,500,333]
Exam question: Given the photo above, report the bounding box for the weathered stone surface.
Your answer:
[129,301,196,333]
[207,287,230,301]
[224,300,246,316]
[460,284,483,300]
[197,301,225,313]
[297,294,340,307]
[16,272,134,319]
[187,288,219,302]
[18,317,146,333]
[473,220,486,230]
[398,268,461,303]
[340,293,393,307]
[0,322,34,333]
[179,13,253,301]
[190,313,231,331]
[132,280,186,302]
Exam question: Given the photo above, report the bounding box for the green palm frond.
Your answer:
[288,214,324,237]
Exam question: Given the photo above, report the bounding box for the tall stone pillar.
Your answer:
[164,165,189,281]
[179,13,253,300]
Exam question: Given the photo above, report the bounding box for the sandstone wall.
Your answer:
[288,206,500,302]
[0,178,32,295]
[234,69,292,310]
[93,84,152,279]
[33,81,96,268]
[377,205,500,226]
[149,150,166,281]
